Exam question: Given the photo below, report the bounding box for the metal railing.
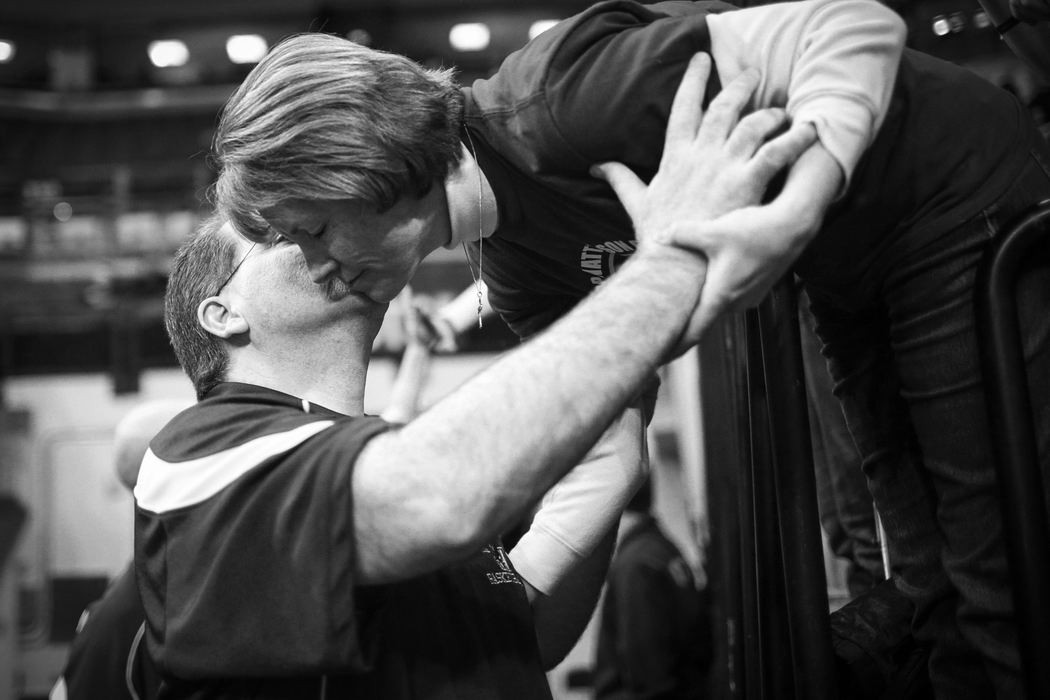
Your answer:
[701,201,1050,699]
[700,279,838,700]
[975,201,1050,700]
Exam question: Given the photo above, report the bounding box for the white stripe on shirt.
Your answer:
[134,420,334,513]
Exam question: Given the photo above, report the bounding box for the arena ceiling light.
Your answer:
[148,39,190,68]
[226,34,268,65]
[0,40,15,63]
[449,23,490,52]
[528,20,560,41]
[53,202,73,223]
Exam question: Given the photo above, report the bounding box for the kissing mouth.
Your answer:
[323,277,354,301]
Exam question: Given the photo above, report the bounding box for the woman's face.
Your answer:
[260,187,451,305]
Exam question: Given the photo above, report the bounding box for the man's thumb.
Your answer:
[591,162,645,219]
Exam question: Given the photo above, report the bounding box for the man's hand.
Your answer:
[674,142,840,340]
[592,53,813,251]
[591,52,819,343]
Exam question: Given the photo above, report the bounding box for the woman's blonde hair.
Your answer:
[214,33,464,241]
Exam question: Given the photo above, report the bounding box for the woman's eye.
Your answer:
[269,233,292,248]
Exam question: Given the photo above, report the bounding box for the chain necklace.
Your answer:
[462,129,484,329]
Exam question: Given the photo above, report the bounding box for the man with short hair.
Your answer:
[136,68,806,699]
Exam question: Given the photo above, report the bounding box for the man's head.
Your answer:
[114,399,190,491]
[165,214,387,400]
[214,32,464,242]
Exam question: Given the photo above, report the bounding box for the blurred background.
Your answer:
[0,1,1046,699]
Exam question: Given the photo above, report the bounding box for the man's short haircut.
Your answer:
[165,214,237,400]
[213,33,465,241]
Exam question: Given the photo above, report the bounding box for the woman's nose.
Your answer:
[307,257,340,283]
[298,241,340,283]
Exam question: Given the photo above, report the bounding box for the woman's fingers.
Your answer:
[723,108,788,158]
[749,122,818,182]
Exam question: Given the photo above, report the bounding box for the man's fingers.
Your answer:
[591,162,646,220]
[665,53,713,146]
[662,217,714,254]
[675,261,711,350]
[681,298,712,348]
[723,107,789,158]
[695,69,760,148]
[690,254,759,334]
[691,273,733,340]
[749,122,818,181]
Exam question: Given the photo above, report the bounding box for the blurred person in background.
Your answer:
[377,281,494,426]
[593,477,713,700]
[50,399,189,700]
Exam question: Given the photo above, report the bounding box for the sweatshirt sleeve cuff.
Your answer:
[792,94,876,192]
[508,526,586,595]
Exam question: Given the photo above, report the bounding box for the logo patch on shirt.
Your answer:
[580,240,638,286]
[482,544,522,586]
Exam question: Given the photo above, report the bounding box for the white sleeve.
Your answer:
[380,342,432,425]
[708,0,906,187]
[508,402,649,594]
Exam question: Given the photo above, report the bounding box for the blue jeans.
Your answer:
[803,148,1050,699]
[799,295,885,598]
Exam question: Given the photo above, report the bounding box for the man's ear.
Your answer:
[197,296,249,338]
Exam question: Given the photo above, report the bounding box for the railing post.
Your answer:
[698,312,751,699]
[699,278,839,700]
[975,202,1050,700]
[755,279,838,700]
[745,309,796,700]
